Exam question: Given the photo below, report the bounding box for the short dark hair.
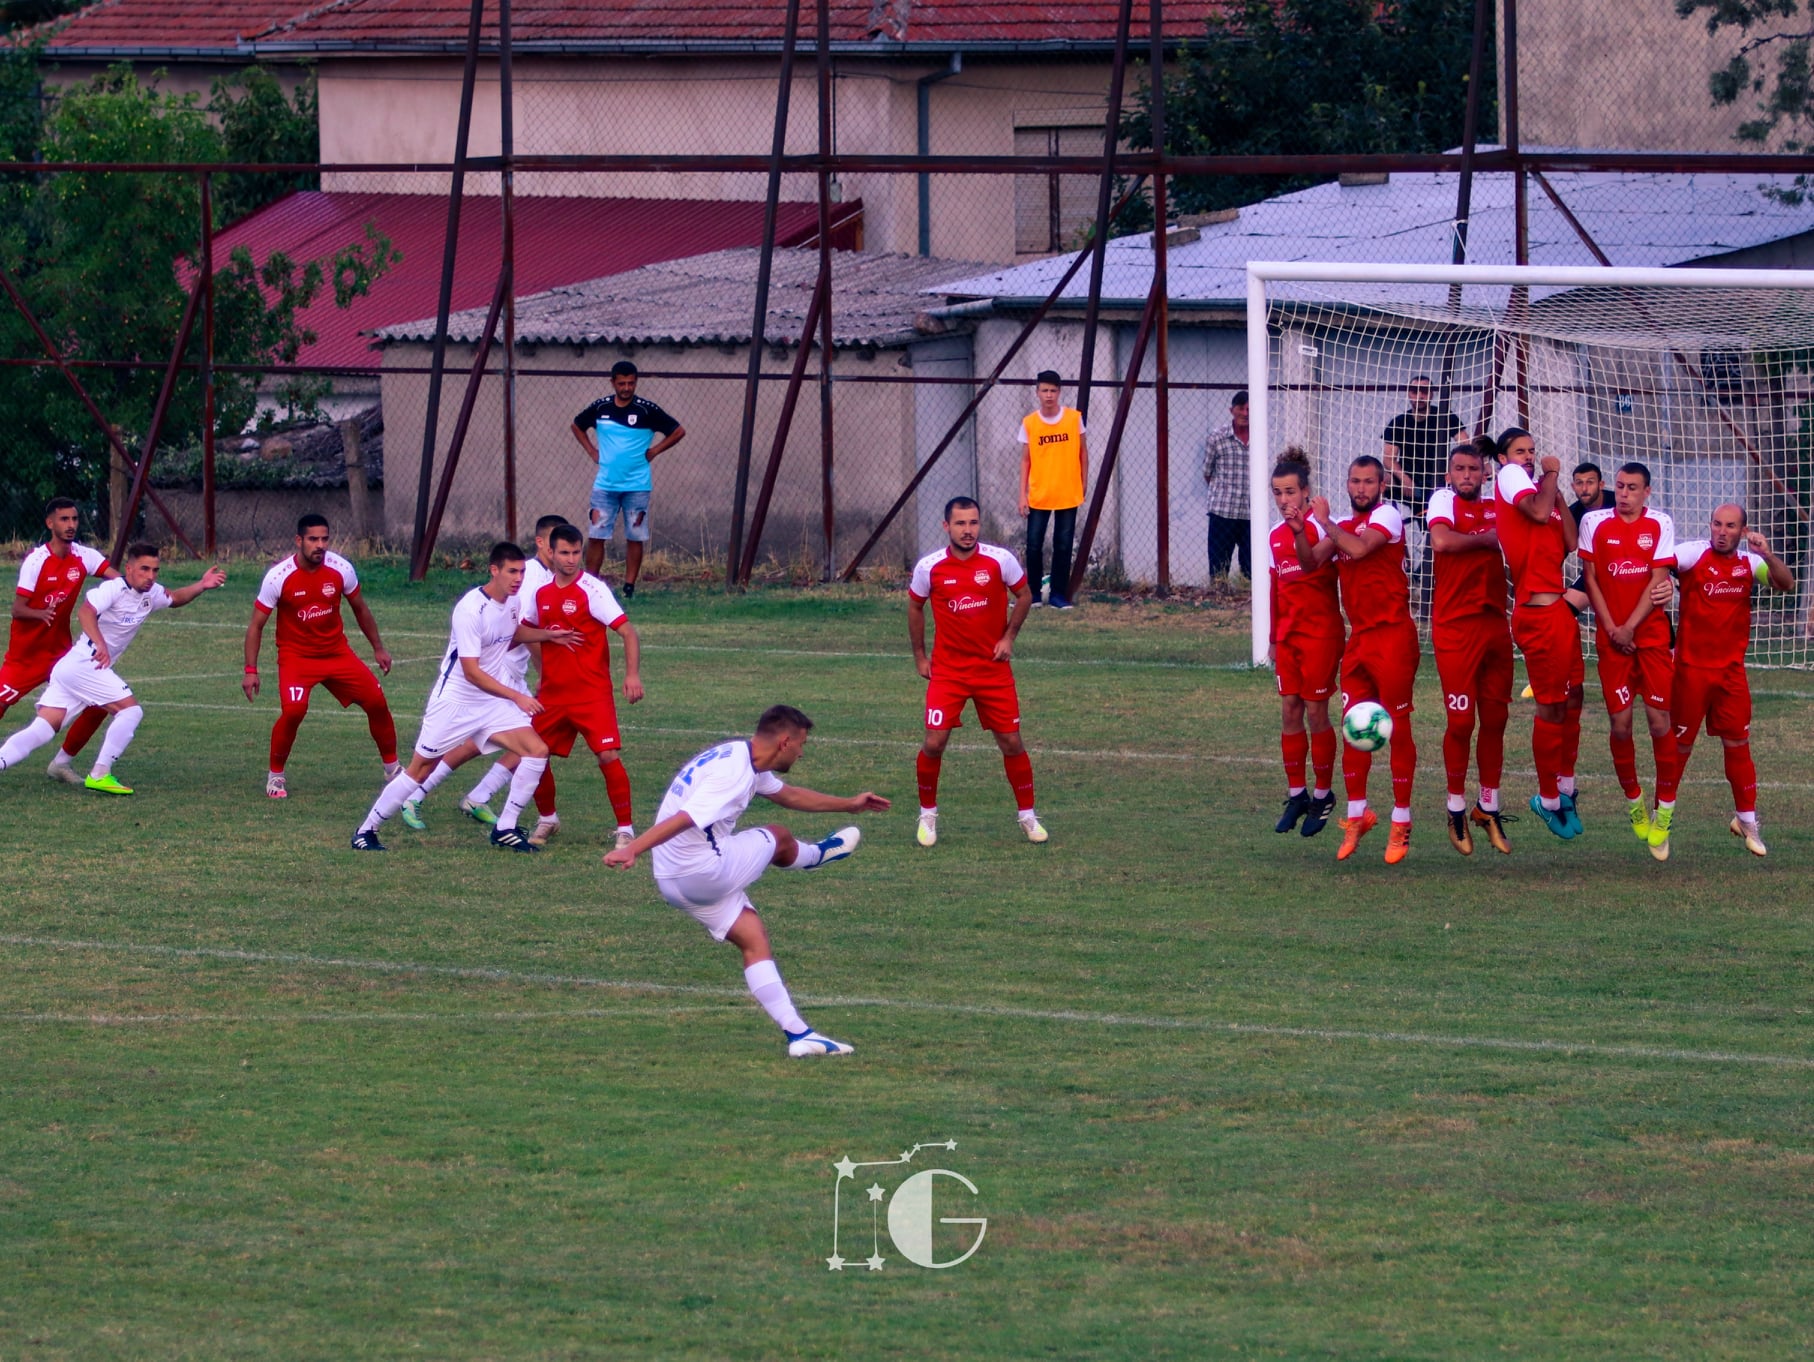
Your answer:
[1574,461,1603,480]
[1271,453,1310,487]
[944,495,980,520]
[1449,441,1481,464]
[534,514,570,537]
[756,704,814,737]
[548,523,583,548]
[124,541,160,561]
[1617,461,1651,487]
[1349,454,1386,476]
[43,496,78,519]
[1035,369,1062,387]
[1232,390,1249,407]
[297,512,329,536]
[1408,375,1433,387]
[611,360,638,378]
[489,541,526,568]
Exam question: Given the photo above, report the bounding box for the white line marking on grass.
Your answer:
[1,1006,725,1026]
[5,934,1810,1070]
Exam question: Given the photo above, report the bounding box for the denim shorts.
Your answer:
[588,487,652,542]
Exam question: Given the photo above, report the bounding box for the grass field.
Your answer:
[4,560,1814,1359]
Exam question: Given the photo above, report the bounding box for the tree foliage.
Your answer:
[1680,0,1814,201]
[209,66,320,226]
[1121,0,1490,216]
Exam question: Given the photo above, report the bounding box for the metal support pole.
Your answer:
[111,267,208,565]
[1148,0,1170,594]
[839,176,1148,580]
[410,0,487,580]
[916,54,962,256]
[815,0,836,579]
[200,172,216,555]
[1068,280,1162,600]
[740,273,827,583]
[726,0,805,591]
[500,0,519,544]
[1075,0,1137,422]
[1450,0,1493,271]
[418,267,512,567]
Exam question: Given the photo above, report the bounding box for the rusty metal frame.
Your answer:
[1074,0,1136,424]
[1147,0,1171,594]
[738,274,828,585]
[1068,278,1162,600]
[500,0,519,544]
[814,0,837,580]
[417,268,513,561]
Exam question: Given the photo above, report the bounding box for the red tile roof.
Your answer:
[45,0,1229,52]
[204,191,855,369]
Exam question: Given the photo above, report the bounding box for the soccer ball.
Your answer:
[1341,700,1393,752]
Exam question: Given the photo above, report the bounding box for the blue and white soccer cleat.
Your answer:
[787,1029,855,1058]
[350,830,386,852]
[809,826,861,868]
[1529,795,1575,840]
[490,826,541,853]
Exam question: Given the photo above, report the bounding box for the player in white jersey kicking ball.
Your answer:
[351,542,578,852]
[603,704,890,1058]
[0,543,226,793]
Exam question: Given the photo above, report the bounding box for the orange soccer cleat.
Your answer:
[1335,808,1378,861]
[1384,819,1412,864]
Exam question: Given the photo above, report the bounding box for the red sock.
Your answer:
[916,750,941,808]
[1723,742,1758,815]
[1560,707,1582,781]
[1342,741,1373,805]
[1477,699,1508,791]
[1532,715,1564,800]
[533,764,558,818]
[1309,728,1336,792]
[268,708,306,773]
[364,702,398,766]
[1281,730,1309,791]
[601,756,633,825]
[1652,733,1681,803]
[62,706,107,758]
[1442,712,1474,799]
[1002,751,1035,812]
[1609,732,1640,800]
[1388,718,1417,810]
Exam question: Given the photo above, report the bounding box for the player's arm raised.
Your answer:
[1746,530,1796,592]
[166,564,227,608]
[1315,502,1389,561]
[1517,455,1565,525]
[345,588,393,674]
[242,605,269,700]
[603,810,695,869]
[907,594,932,680]
[616,619,644,704]
[994,575,1033,662]
[762,784,891,814]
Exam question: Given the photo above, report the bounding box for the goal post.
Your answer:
[1246,260,1814,669]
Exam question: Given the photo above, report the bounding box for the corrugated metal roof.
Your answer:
[42,0,1230,52]
[933,159,1814,309]
[207,191,848,369]
[373,247,993,348]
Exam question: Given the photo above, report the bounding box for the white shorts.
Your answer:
[655,827,776,941]
[413,686,531,761]
[40,653,133,711]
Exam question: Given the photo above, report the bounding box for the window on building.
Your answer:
[1013,125,1102,255]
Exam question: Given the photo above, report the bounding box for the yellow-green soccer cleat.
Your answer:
[1647,805,1673,862]
[1627,798,1651,842]
[84,773,133,796]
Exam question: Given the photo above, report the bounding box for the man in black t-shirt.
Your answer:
[1381,376,1465,518]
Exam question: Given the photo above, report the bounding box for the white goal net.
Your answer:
[1245,262,1814,670]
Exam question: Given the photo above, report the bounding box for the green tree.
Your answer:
[1680,0,1814,202]
[209,65,319,226]
[1121,0,1489,216]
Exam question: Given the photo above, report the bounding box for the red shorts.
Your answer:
[1595,638,1673,714]
[1276,631,1341,702]
[277,649,389,714]
[1340,621,1419,718]
[1433,616,1514,716]
[924,667,1020,732]
[0,653,55,708]
[1511,601,1584,706]
[1671,661,1750,743]
[532,696,622,757]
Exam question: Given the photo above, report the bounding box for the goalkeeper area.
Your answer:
[1245,262,1814,668]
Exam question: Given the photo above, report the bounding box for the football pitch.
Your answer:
[5,562,1814,1359]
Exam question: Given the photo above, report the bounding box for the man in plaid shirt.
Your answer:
[1203,390,1252,581]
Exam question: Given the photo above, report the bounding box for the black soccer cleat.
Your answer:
[490,826,541,853]
[1275,791,1312,833]
[350,830,387,852]
[1300,792,1336,838]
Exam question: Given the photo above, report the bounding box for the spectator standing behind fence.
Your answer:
[1203,389,1252,582]
[1018,370,1087,610]
[1380,376,1465,517]
[571,360,686,598]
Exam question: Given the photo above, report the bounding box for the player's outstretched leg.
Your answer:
[724,907,853,1058]
[462,758,510,825]
[353,766,427,850]
[46,707,105,783]
[84,704,142,795]
[0,714,58,773]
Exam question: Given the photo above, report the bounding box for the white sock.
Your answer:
[90,706,143,776]
[784,838,824,870]
[1391,805,1412,825]
[1312,786,1331,800]
[0,716,56,771]
[919,805,937,817]
[1018,808,1039,823]
[616,822,633,835]
[361,774,422,833]
[1739,811,1759,827]
[415,760,455,798]
[1558,775,1578,796]
[1657,798,1675,811]
[744,959,807,1036]
[1478,787,1499,812]
[1346,798,1367,819]
[1447,793,1466,813]
[1540,795,1562,811]
[467,760,513,806]
[48,748,73,769]
[496,756,546,831]
[1288,784,1306,797]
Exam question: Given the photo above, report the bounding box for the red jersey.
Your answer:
[1334,502,1410,634]
[909,543,1026,677]
[521,573,627,707]
[1268,513,1342,644]
[255,552,361,660]
[1425,488,1508,626]
[1493,463,1569,603]
[1674,539,1762,669]
[5,542,109,670]
[1579,508,1676,646]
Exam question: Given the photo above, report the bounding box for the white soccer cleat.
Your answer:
[614,827,636,851]
[265,772,288,800]
[1730,816,1768,857]
[916,811,938,847]
[46,759,82,785]
[382,760,403,781]
[787,1029,855,1058]
[810,826,861,868]
[1019,813,1049,844]
[528,816,560,846]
